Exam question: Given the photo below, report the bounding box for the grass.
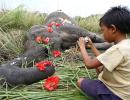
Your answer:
[0,6,47,31]
[0,29,26,64]
[74,14,102,33]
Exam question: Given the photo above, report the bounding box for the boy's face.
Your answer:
[100,24,115,43]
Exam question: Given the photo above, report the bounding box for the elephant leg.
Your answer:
[1,46,48,67]
[0,65,55,86]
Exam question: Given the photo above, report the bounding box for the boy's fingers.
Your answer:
[77,41,79,45]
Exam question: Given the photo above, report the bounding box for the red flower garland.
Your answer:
[35,61,53,71]
[52,50,61,57]
[44,76,60,91]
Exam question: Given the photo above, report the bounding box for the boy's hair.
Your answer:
[100,6,130,34]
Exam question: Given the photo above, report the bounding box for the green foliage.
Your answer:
[75,14,102,33]
[0,6,47,30]
[0,28,26,64]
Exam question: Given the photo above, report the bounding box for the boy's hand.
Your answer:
[84,36,93,48]
[77,37,86,48]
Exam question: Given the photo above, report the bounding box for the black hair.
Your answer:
[100,6,130,34]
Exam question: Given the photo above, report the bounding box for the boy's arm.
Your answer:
[90,44,103,74]
[78,37,103,69]
[90,44,101,56]
[79,45,102,69]
[85,36,101,56]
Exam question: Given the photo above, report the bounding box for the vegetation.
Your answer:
[0,6,47,31]
[74,14,102,33]
[0,7,100,100]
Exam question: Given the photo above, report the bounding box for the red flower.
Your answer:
[55,23,63,27]
[47,27,53,33]
[43,37,50,44]
[35,36,42,43]
[52,50,61,57]
[44,76,60,91]
[35,61,53,71]
[48,23,53,27]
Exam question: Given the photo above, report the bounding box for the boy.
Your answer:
[77,6,130,100]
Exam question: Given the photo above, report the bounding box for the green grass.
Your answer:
[0,29,26,64]
[0,6,47,31]
[75,15,102,33]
